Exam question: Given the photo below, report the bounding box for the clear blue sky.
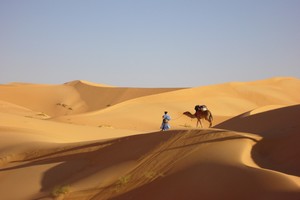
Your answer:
[1,0,300,87]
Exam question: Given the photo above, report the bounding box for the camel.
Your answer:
[183,109,213,128]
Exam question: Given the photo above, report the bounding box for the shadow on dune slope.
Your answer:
[215,104,300,177]
[60,129,298,200]
[2,128,299,200]
[215,104,300,137]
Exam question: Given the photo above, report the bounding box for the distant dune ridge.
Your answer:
[0,77,299,200]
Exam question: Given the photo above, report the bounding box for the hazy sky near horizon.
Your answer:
[1,0,300,87]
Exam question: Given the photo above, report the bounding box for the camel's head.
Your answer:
[183,111,195,118]
[183,111,192,115]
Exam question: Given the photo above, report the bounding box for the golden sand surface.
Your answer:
[0,77,299,200]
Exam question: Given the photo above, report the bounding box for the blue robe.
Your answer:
[161,114,171,130]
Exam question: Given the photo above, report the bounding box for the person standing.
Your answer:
[161,111,171,131]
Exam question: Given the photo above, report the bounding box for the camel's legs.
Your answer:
[208,116,213,127]
[197,118,203,128]
[204,118,211,127]
[205,115,213,128]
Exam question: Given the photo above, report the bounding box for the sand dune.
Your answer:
[54,77,300,131]
[216,104,300,178]
[65,80,184,112]
[0,81,183,117]
[0,77,300,200]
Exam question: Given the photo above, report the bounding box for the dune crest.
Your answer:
[64,80,115,88]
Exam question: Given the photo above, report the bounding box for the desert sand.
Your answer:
[0,77,300,200]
